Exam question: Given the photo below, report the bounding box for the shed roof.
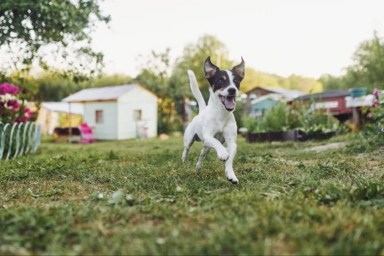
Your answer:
[250,93,283,105]
[41,102,84,115]
[248,86,305,100]
[62,84,142,103]
[295,90,350,101]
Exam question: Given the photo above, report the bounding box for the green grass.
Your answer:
[1,135,384,255]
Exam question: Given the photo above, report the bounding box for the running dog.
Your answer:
[182,57,245,184]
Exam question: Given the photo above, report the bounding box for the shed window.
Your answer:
[95,110,104,124]
[134,109,142,121]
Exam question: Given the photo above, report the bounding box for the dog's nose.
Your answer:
[228,88,237,96]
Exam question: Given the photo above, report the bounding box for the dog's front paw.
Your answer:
[227,175,239,184]
[217,150,229,161]
[226,170,239,184]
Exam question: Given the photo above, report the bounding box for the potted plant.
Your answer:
[243,101,339,143]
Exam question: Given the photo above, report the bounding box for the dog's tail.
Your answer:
[187,69,206,112]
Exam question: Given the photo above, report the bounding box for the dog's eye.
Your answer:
[217,78,223,84]
[233,77,239,84]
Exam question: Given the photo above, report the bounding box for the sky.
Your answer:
[91,0,384,79]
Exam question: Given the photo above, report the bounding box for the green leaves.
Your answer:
[322,32,384,91]
[0,0,110,79]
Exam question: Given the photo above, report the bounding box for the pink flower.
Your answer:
[6,99,20,111]
[15,108,34,123]
[373,88,379,99]
[0,83,19,95]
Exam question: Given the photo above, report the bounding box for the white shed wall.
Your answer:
[117,87,158,139]
[83,102,118,140]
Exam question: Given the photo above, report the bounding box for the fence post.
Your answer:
[0,122,41,160]
[13,122,23,159]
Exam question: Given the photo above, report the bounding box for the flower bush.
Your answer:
[348,88,384,153]
[0,82,34,123]
[362,88,384,132]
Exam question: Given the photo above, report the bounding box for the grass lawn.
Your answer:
[1,135,384,255]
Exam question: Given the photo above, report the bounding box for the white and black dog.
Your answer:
[182,56,245,184]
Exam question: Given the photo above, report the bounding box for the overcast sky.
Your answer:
[91,0,384,78]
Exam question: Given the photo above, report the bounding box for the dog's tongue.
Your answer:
[224,96,236,110]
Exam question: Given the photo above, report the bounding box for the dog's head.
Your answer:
[204,56,245,112]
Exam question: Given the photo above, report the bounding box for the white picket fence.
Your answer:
[0,122,41,160]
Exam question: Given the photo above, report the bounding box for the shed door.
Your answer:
[133,109,143,138]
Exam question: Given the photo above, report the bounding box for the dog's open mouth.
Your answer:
[219,95,236,111]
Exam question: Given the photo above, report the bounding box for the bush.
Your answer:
[242,101,340,134]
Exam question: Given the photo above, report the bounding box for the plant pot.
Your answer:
[246,130,335,143]
[299,131,335,141]
[350,88,367,98]
[246,130,303,143]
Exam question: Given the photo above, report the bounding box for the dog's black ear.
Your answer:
[232,57,245,80]
[204,56,219,79]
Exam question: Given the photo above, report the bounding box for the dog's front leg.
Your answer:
[225,141,238,184]
[203,135,229,161]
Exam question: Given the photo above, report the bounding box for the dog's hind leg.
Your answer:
[196,146,210,171]
[182,145,191,163]
[182,133,195,163]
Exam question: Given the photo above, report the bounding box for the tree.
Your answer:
[319,74,345,91]
[343,32,384,91]
[134,48,179,133]
[0,0,110,80]
[169,34,233,102]
[240,67,280,92]
[134,48,171,97]
[280,74,323,93]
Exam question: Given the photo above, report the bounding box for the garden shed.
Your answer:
[249,93,283,117]
[63,84,158,140]
[294,90,352,121]
[246,86,305,101]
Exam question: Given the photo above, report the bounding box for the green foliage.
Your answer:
[0,0,110,78]
[344,32,384,91]
[262,102,291,132]
[319,74,346,91]
[135,48,171,98]
[242,68,324,94]
[281,74,323,93]
[242,102,291,133]
[7,72,132,102]
[348,104,384,153]
[321,32,384,91]
[170,34,234,102]
[298,109,339,134]
[243,101,340,134]
[240,68,280,92]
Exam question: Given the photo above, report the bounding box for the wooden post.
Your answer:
[68,102,72,142]
[352,107,362,131]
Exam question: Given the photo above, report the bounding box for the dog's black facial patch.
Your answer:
[231,74,242,89]
[206,71,232,92]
